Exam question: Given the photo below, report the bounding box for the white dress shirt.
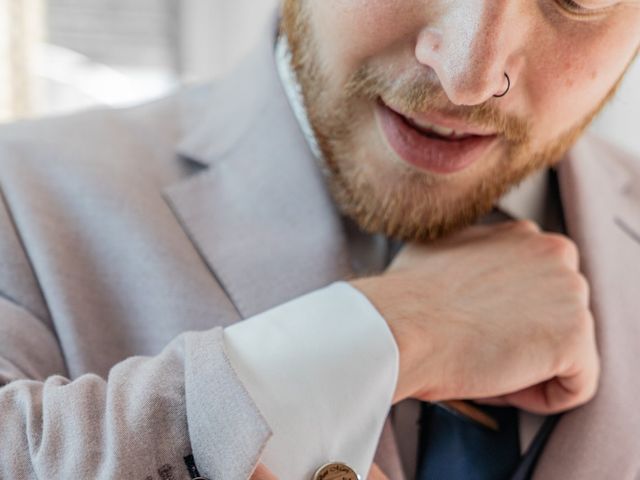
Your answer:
[222,36,553,479]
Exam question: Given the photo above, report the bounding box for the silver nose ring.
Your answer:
[494,73,511,98]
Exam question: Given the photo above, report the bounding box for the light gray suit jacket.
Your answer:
[1,14,640,480]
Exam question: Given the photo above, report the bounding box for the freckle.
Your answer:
[591,70,598,80]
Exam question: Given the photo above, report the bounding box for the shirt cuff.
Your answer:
[223,282,399,479]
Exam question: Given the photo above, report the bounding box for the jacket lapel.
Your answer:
[511,416,560,480]
[375,418,409,480]
[532,135,640,479]
[164,12,352,321]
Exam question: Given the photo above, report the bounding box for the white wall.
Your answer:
[0,0,45,122]
[179,0,277,81]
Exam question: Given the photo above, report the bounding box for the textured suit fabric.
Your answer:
[0,9,639,480]
[0,95,273,479]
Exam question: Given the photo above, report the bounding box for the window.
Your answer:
[0,0,44,122]
[0,0,180,122]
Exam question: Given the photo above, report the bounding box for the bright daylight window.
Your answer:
[0,0,179,123]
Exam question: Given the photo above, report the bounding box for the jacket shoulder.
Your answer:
[0,87,209,321]
[0,90,186,172]
[579,132,640,179]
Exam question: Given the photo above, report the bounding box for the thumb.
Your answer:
[250,464,279,480]
[368,463,390,480]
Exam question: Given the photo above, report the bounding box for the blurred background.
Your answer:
[0,0,638,154]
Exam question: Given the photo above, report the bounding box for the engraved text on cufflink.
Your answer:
[312,462,360,480]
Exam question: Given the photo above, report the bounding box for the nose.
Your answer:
[415,1,527,106]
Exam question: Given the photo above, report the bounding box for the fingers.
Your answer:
[497,369,600,415]
[250,464,278,480]
[368,463,390,480]
[499,382,572,415]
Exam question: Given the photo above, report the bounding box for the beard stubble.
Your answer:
[281,0,620,242]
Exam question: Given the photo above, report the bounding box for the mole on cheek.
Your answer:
[561,60,581,88]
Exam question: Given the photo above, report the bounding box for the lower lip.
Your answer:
[376,101,496,174]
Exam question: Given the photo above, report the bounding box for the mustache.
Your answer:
[345,64,530,144]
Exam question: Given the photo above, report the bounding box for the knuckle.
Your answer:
[561,312,595,368]
[558,273,591,310]
[590,357,602,397]
[567,387,595,411]
[541,234,576,256]
[567,306,592,332]
[568,273,591,298]
[585,375,599,402]
[577,370,600,406]
[582,342,601,402]
[558,237,579,261]
[509,219,540,233]
[558,269,590,297]
[574,310,593,336]
[551,308,593,358]
[532,234,581,268]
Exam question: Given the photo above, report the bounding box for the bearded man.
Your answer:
[0,1,639,479]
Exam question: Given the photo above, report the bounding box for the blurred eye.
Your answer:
[556,0,614,16]
[557,0,590,14]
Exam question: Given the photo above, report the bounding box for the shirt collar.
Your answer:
[276,36,323,160]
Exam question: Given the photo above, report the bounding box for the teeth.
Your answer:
[451,131,469,139]
[413,119,465,138]
[429,124,456,137]
[405,116,473,139]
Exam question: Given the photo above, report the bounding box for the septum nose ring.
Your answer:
[493,73,511,98]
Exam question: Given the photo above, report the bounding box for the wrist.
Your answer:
[350,276,438,404]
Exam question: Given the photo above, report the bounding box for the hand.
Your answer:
[249,463,389,480]
[368,463,390,480]
[351,221,600,414]
[250,464,278,480]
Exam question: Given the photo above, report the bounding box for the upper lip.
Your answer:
[382,99,498,137]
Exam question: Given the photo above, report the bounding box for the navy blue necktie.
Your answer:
[417,402,521,480]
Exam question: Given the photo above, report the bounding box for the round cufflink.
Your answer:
[312,462,360,480]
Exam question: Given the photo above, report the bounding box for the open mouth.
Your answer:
[375,99,498,174]
[400,115,475,141]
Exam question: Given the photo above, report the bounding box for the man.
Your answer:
[0,1,638,479]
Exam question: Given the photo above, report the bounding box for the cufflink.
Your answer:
[312,462,360,480]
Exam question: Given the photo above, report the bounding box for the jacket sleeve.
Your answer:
[0,299,271,480]
[0,192,271,480]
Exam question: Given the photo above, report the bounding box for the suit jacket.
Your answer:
[0,12,639,480]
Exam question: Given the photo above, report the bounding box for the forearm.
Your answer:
[0,327,271,480]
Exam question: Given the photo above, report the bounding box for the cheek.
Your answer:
[309,0,419,79]
[525,19,639,147]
